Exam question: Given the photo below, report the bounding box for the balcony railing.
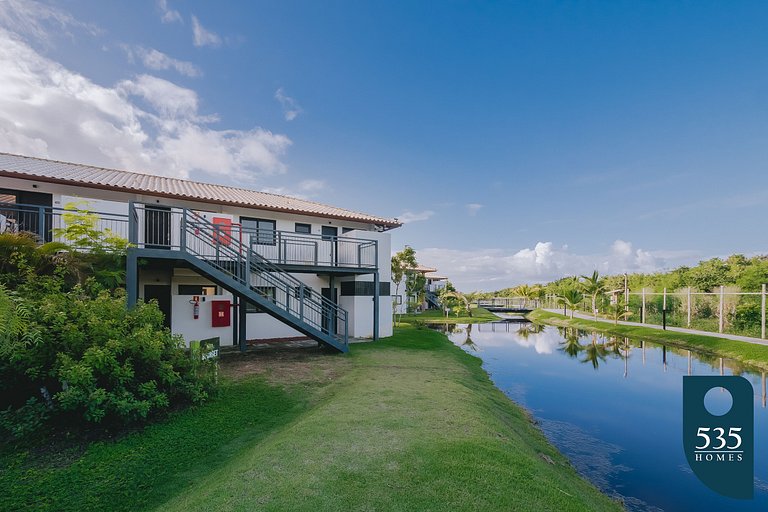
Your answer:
[129,203,378,270]
[0,202,129,244]
[1,202,378,271]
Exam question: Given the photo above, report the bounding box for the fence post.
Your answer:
[687,287,692,328]
[719,285,725,334]
[762,283,766,340]
[641,288,646,324]
[663,287,667,311]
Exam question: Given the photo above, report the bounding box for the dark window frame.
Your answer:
[178,284,217,295]
[241,216,276,246]
[295,223,311,234]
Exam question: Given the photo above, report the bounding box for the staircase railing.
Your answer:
[174,208,348,346]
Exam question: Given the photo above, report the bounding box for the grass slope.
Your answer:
[397,306,499,324]
[0,379,306,512]
[3,327,620,512]
[530,309,768,369]
[158,326,619,512]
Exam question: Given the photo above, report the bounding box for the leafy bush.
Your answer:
[0,278,216,439]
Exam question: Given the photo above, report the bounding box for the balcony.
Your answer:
[0,202,379,273]
[129,204,378,272]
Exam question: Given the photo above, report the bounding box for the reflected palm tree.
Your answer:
[581,333,608,369]
[559,331,584,358]
[462,323,477,351]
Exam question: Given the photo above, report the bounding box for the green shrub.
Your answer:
[0,278,216,439]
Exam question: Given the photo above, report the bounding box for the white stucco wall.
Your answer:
[171,294,234,346]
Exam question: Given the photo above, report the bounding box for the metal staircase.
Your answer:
[129,206,349,353]
[425,290,441,310]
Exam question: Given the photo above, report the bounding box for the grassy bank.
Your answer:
[3,327,620,512]
[397,306,499,324]
[529,309,768,370]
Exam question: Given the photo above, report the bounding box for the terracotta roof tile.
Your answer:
[0,152,401,228]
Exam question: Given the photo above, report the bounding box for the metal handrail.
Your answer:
[0,201,130,243]
[181,209,348,344]
[243,227,377,268]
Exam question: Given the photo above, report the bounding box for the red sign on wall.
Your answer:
[211,300,231,327]
[212,217,232,246]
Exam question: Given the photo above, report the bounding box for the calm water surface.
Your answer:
[441,320,768,512]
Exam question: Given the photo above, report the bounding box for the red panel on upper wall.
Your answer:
[212,217,232,246]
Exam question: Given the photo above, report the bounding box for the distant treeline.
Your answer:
[469,254,768,299]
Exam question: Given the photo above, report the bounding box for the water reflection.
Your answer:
[438,321,768,512]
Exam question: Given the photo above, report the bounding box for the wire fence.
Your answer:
[543,286,768,339]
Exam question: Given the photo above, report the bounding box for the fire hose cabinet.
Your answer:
[211,300,231,327]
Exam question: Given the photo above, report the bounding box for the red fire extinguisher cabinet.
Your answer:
[211,300,231,327]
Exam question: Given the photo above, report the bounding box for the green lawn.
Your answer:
[397,306,499,324]
[529,309,768,370]
[2,327,620,512]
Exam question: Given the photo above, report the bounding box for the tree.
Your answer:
[391,246,417,322]
[514,284,535,308]
[441,290,472,317]
[580,270,605,321]
[557,288,584,319]
[405,271,427,313]
[606,299,632,325]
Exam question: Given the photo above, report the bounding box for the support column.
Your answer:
[329,275,336,337]
[641,288,646,324]
[126,248,138,309]
[373,271,380,341]
[238,296,247,352]
[232,296,238,349]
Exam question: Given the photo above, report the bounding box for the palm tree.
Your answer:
[606,300,632,325]
[557,288,584,319]
[514,284,535,309]
[442,290,472,318]
[580,270,606,321]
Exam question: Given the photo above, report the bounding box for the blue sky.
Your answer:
[0,1,766,290]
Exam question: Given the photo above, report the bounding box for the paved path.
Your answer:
[542,309,768,347]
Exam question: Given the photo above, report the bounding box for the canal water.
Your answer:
[440,320,768,511]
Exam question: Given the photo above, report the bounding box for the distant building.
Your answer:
[393,264,448,314]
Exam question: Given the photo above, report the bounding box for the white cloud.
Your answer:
[0,0,100,45]
[298,179,326,193]
[397,210,435,224]
[465,203,483,216]
[0,28,290,181]
[123,45,201,77]
[415,240,696,291]
[274,88,302,121]
[157,0,182,24]
[191,15,221,47]
[118,74,199,118]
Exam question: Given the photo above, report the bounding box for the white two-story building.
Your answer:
[0,152,401,353]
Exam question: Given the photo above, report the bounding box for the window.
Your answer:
[321,225,338,240]
[240,217,276,245]
[294,286,313,300]
[342,227,354,234]
[295,223,311,234]
[178,284,217,295]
